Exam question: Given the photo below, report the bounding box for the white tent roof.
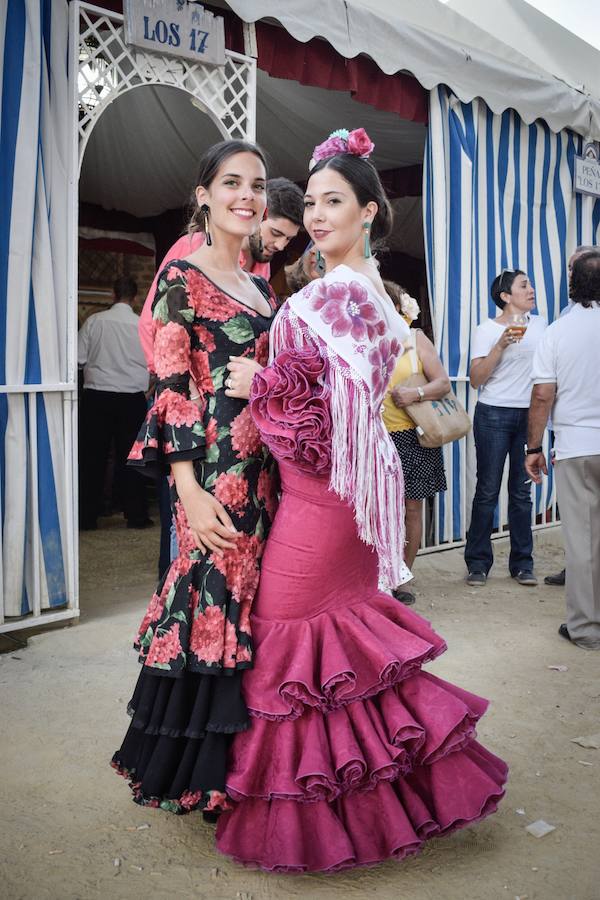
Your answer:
[79,74,425,218]
[446,0,600,97]
[225,0,600,139]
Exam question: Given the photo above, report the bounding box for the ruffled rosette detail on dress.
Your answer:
[250,346,332,474]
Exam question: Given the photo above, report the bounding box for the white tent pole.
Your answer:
[68,1,81,615]
[28,392,41,619]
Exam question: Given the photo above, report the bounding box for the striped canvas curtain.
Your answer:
[424,85,600,543]
[0,0,71,616]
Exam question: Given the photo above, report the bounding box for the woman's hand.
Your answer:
[171,461,239,555]
[391,386,421,408]
[497,327,515,350]
[225,356,264,399]
[180,483,240,555]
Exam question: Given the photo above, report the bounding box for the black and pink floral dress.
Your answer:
[111,259,278,815]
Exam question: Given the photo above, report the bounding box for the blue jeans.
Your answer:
[464,402,533,576]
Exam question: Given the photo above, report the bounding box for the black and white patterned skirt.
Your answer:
[389,428,447,501]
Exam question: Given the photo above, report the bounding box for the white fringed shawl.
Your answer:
[271,264,411,587]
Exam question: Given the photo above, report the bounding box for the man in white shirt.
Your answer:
[526,251,600,650]
[545,244,598,586]
[78,276,150,530]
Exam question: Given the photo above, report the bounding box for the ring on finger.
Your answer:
[226,377,233,389]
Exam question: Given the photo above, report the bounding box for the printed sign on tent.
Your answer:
[124,0,226,67]
[574,142,600,198]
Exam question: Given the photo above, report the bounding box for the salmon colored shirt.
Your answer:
[139,232,271,372]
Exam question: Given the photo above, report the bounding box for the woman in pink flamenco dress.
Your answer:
[216,129,508,872]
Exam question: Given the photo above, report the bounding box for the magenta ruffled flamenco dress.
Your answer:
[215,344,508,873]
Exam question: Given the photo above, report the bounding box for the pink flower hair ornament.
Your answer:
[309,128,375,170]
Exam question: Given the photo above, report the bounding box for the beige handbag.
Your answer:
[397,331,472,448]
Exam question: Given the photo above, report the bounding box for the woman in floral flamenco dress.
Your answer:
[216,129,509,871]
[111,140,278,816]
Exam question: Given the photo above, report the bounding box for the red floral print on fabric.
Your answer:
[223,618,238,668]
[152,389,201,429]
[254,330,269,366]
[190,349,215,396]
[165,265,186,282]
[369,335,401,399]
[185,268,237,321]
[309,280,384,342]
[230,405,262,459]
[179,790,203,811]
[136,590,167,643]
[189,605,227,664]
[127,441,146,459]
[193,321,216,352]
[116,259,277,818]
[145,622,183,666]
[189,585,200,612]
[257,469,278,522]
[135,559,189,648]
[204,416,218,449]
[237,599,251,635]
[173,499,197,556]
[235,645,252,664]
[211,533,261,603]
[214,472,249,513]
[127,260,275,682]
[153,321,190,380]
[205,790,230,812]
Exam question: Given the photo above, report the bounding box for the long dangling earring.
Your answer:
[363,222,372,259]
[257,207,267,255]
[200,204,212,246]
[316,249,323,267]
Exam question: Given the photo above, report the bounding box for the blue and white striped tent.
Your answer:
[0,0,74,625]
[424,86,600,544]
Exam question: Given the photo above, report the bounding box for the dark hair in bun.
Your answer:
[307,154,393,246]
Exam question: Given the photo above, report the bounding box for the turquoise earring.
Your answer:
[316,249,323,266]
[363,222,371,259]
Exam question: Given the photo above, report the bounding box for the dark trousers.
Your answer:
[464,402,533,576]
[79,389,148,527]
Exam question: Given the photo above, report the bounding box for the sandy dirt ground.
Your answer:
[1,517,599,900]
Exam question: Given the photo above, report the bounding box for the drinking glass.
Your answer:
[507,313,529,342]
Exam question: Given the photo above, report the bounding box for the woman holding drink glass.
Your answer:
[464,269,546,586]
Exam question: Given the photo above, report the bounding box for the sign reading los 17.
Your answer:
[142,16,209,54]
[124,1,226,68]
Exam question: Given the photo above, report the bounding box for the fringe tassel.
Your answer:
[327,365,410,588]
[272,307,410,588]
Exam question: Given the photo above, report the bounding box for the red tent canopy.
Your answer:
[254,22,428,124]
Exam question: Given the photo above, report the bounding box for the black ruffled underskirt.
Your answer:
[111,666,247,814]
